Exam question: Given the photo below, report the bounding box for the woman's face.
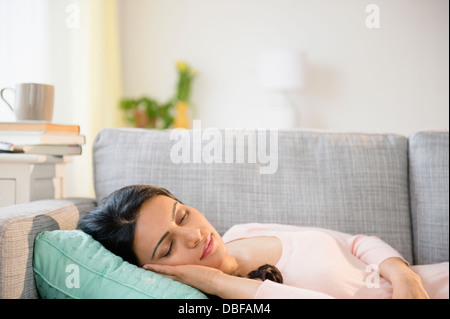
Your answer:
[133,195,229,271]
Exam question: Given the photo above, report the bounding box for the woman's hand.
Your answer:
[379,257,429,299]
[390,272,430,299]
[143,263,263,299]
[143,264,223,296]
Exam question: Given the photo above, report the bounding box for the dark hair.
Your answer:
[79,184,283,285]
[78,185,178,265]
[248,264,283,284]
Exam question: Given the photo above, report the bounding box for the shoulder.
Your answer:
[222,223,309,243]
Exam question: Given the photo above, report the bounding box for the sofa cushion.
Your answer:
[0,198,96,299]
[33,230,207,299]
[93,128,413,263]
[409,131,449,264]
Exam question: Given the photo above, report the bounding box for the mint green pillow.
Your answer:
[33,230,208,299]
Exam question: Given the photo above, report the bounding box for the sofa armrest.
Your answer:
[0,198,97,299]
[409,131,449,265]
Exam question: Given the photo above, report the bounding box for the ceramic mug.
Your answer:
[0,83,54,122]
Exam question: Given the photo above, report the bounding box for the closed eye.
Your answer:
[163,240,173,257]
[178,210,190,225]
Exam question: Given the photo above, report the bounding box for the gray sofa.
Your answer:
[0,128,448,299]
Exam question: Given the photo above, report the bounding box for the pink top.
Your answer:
[222,223,449,299]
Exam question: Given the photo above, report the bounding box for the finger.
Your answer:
[143,264,179,280]
[143,264,174,275]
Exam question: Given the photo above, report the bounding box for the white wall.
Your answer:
[0,0,99,199]
[118,0,449,136]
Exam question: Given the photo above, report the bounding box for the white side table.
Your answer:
[0,154,72,207]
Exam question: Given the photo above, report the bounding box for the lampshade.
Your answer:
[259,50,304,90]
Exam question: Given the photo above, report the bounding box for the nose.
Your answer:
[178,227,202,248]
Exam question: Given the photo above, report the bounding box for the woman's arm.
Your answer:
[143,264,333,299]
[379,257,429,299]
[324,229,408,267]
[143,264,262,298]
[324,230,430,298]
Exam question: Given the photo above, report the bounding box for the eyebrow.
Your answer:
[151,200,178,259]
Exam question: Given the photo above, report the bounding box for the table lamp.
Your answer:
[259,50,304,128]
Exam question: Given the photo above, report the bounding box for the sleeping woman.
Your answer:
[78,185,449,299]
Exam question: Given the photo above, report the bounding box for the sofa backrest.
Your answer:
[93,128,414,263]
[409,131,449,265]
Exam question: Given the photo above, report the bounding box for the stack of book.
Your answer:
[0,122,85,156]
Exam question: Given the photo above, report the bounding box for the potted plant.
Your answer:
[173,61,196,129]
[119,97,174,129]
[119,61,196,129]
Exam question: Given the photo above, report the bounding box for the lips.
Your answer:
[201,234,214,259]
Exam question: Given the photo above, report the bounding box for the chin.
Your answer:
[209,244,231,271]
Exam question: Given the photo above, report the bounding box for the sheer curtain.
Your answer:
[0,0,124,198]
